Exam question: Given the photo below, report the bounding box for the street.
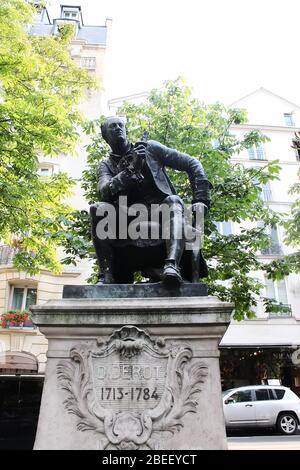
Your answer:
[227,429,300,450]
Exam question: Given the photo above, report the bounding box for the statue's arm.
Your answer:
[96,160,139,202]
[153,142,212,208]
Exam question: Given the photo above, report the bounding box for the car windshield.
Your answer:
[222,389,234,396]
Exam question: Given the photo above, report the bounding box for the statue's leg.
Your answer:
[160,195,185,286]
[90,204,115,284]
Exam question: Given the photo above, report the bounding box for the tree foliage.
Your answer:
[0,0,96,273]
[284,170,300,247]
[66,77,293,320]
[262,168,300,283]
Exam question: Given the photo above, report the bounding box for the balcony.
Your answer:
[261,243,283,256]
[0,245,20,265]
[268,303,292,318]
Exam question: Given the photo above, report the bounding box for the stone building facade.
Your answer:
[0,3,111,375]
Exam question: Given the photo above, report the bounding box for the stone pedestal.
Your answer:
[31,287,232,450]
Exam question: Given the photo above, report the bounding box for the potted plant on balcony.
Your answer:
[0,309,32,328]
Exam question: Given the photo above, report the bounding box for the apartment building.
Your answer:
[220,88,300,394]
[0,3,111,448]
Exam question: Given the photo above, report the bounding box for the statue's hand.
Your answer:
[131,141,147,172]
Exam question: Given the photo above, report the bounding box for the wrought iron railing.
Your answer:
[261,243,283,256]
[269,303,292,318]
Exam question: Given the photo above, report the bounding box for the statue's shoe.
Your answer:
[162,262,182,287]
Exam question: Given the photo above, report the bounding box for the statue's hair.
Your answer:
[100,116,126,141]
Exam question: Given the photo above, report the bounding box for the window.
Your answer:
[39,167,52,177]
[265,278,291,317]
[63,11,78,19]
[259,223,281,255]
[81,57,96,70]
[273,389,285,400]
[255,389,270,401]
[38,164,54,177]
[212,139,220,149]
[284,113,294,127]
[248,144,265,160]
[261,181,272,202]
[214,221,233,236]
[11,287,37,310]
[229,390,252,403]
[292,139,300,162]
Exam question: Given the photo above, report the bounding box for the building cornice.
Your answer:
[231,123,300,133]
[231,158,300,166]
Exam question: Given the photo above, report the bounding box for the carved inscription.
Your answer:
[91,353,167,411]
[57,326,208,450]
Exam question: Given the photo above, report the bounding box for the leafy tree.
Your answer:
[0,0,96,273]
[264,168,300,282]
[66,78,292,320]
[284,166,300,247]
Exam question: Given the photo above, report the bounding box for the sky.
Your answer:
[47,0,300,106]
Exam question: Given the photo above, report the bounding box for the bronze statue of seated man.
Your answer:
[90,117,211,286]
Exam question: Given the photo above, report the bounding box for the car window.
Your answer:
[254,389,270,401]
[273,389,285,400]
[229,390,252,403]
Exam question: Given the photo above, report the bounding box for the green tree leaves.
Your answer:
[0,0,96,274]
[76,78,291,319]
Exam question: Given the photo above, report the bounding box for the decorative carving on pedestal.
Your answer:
[57,326,208,450]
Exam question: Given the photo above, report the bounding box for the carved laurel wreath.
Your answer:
[57,325,208,450]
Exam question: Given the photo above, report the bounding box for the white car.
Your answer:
[223,385,300,435]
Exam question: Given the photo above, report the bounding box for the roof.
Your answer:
[224,385,287,391]
[29,23,107,45]
[77,26,107,45]
[230,87,300,110]
[30,24,53,37]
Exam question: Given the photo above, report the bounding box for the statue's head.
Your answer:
[101,117,128,149]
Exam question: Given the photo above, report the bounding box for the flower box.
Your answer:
[1,309,32,328]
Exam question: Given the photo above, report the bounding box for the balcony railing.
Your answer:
[0,245,20,265]
[261,243,283,256]
[268,303,292,318]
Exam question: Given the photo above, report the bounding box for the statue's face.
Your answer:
[104,118,127,148]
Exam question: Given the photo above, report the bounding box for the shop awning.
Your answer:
[220,319,300,347]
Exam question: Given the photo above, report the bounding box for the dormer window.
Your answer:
[60,6,83,26]
[38,162,58,176]
[63,10,78,19]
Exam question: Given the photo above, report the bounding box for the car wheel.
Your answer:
[277,413,298,435]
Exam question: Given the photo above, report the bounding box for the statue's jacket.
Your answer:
[97,140,211,207]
